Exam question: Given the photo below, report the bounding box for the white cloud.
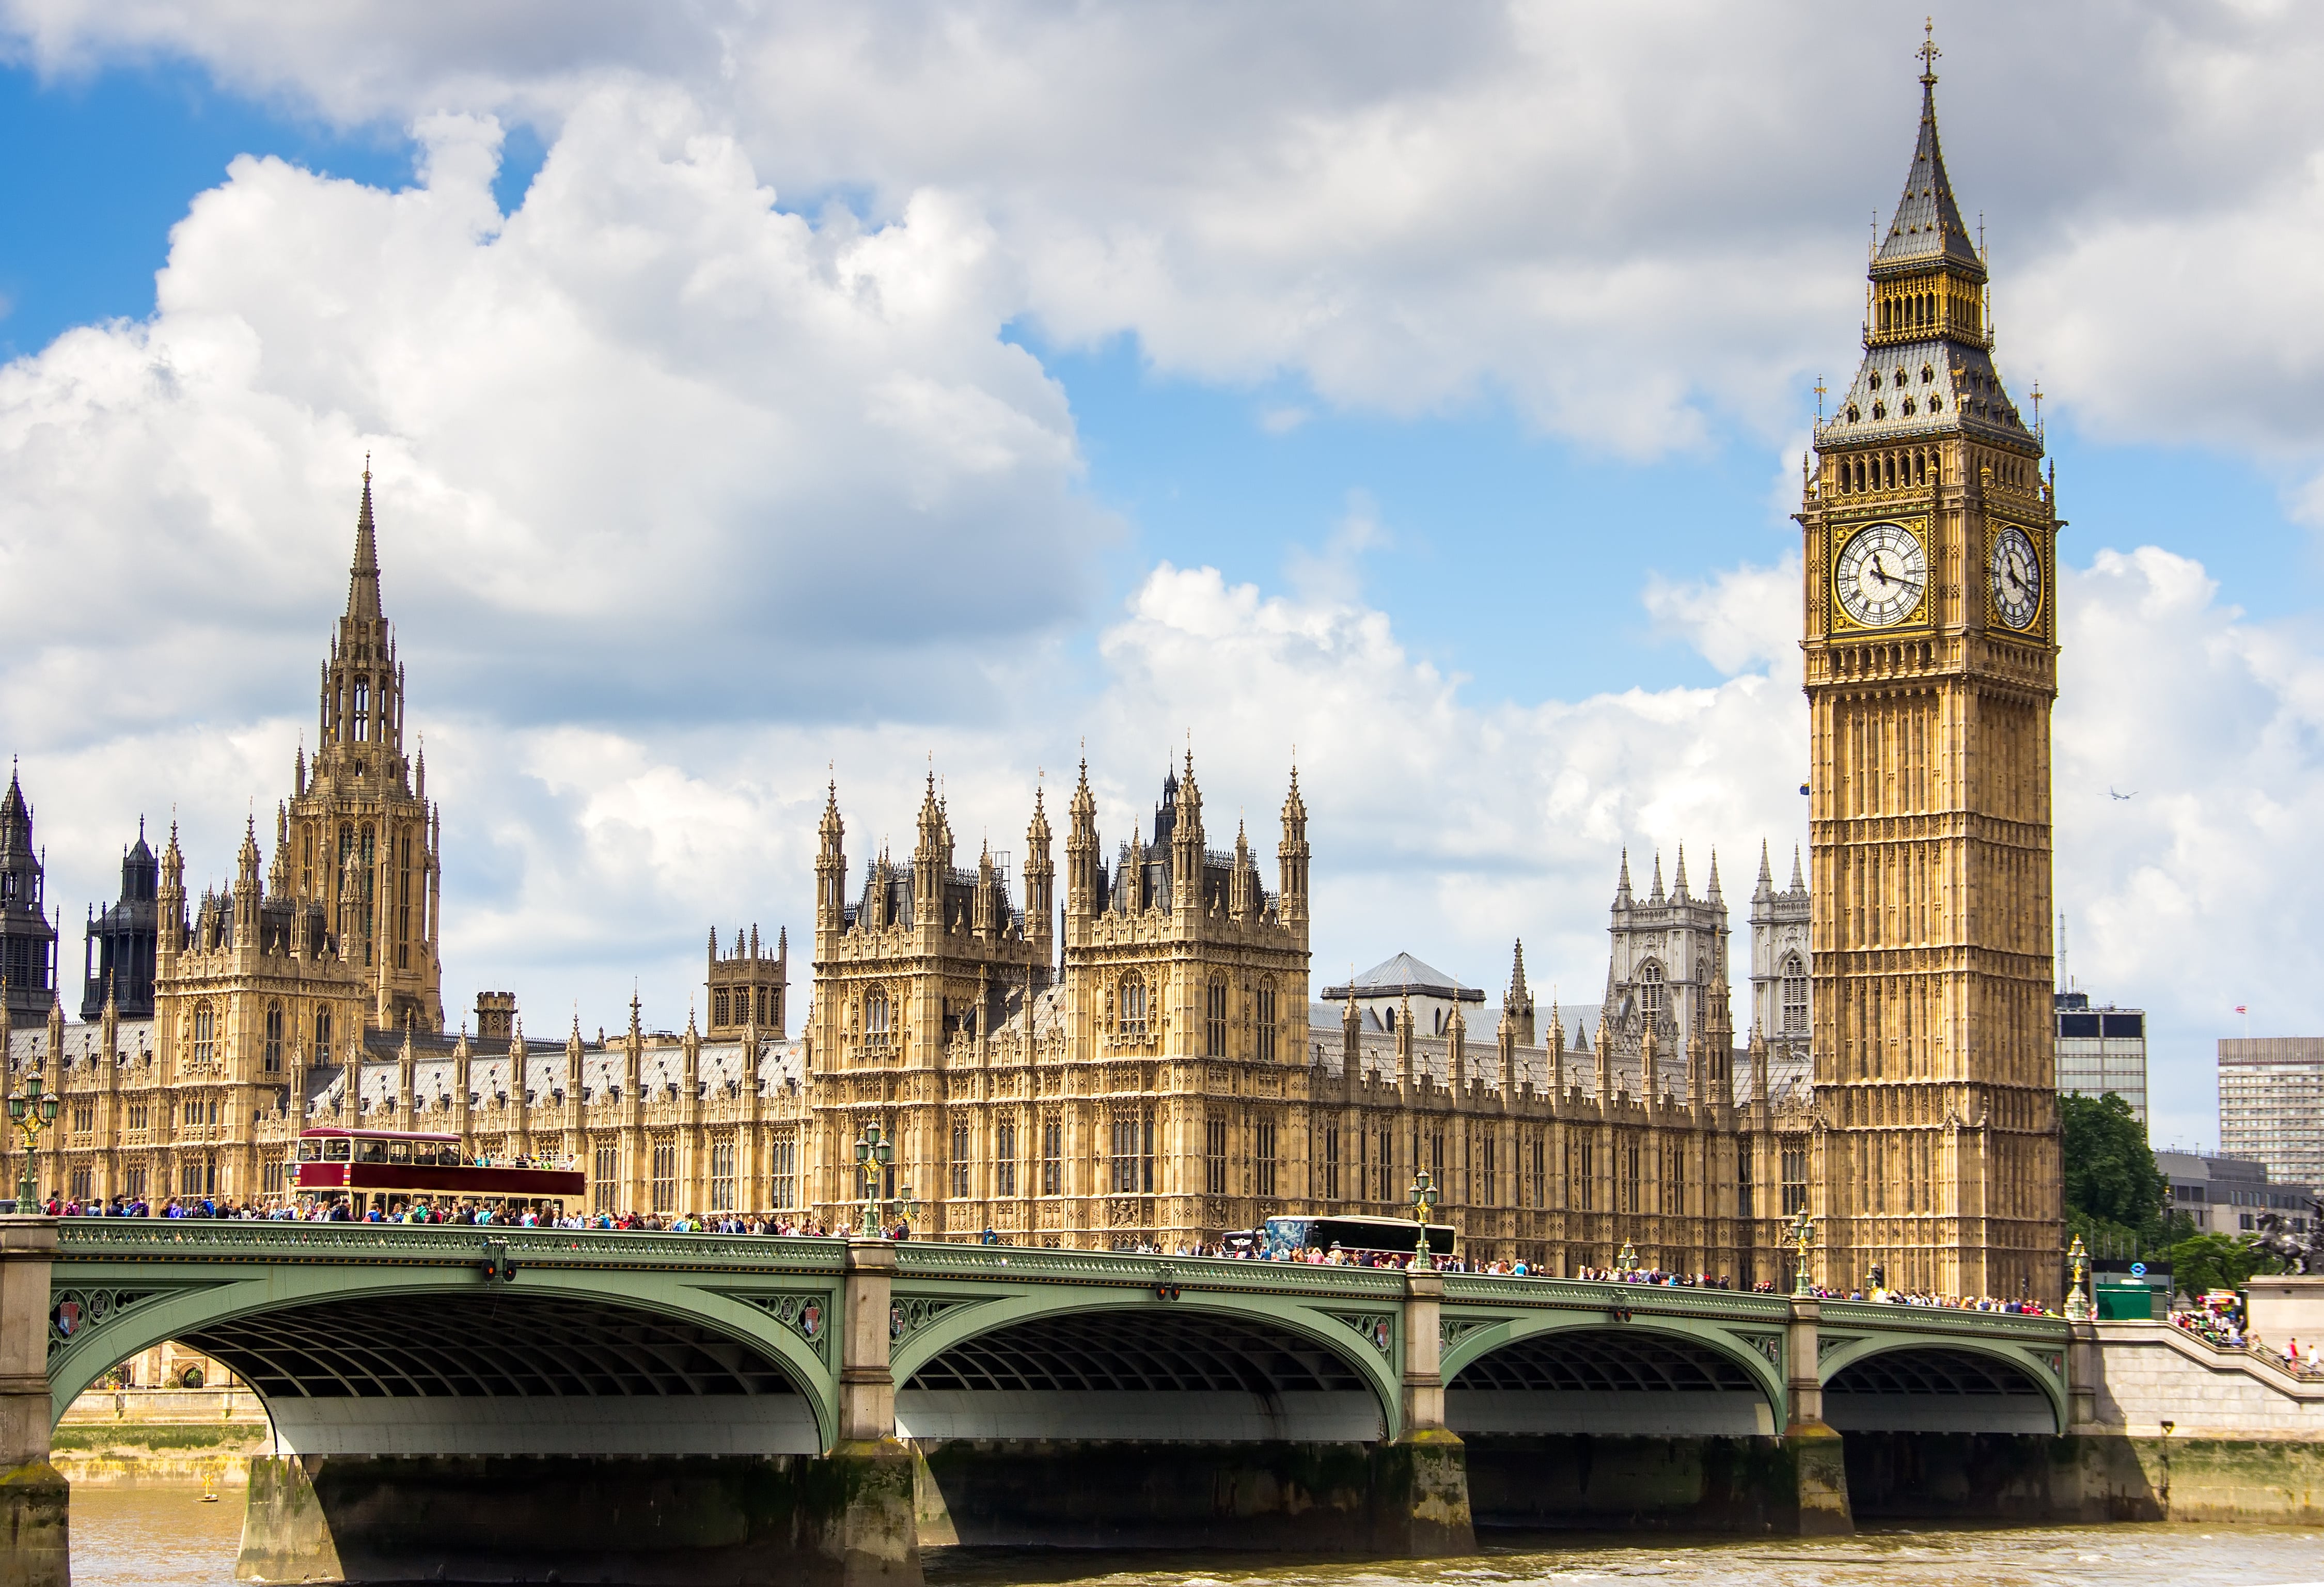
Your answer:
[18,3,2324,465]
[0,84,1107,752]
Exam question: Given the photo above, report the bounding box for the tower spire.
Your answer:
[348,457,382,621]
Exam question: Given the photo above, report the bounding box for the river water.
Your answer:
[66,1487,2324,1586]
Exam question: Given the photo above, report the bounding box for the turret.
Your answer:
[1504,939,1535,1047]
[1277,765,1309,925]
[913,772,950,929]
[1065,760,1100,919]
[1170,751,1204,918]
[815,781,846,930]
[234,815,263,947]
[1024,785,1055,962]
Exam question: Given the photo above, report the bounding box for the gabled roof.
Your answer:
[1320,951,1485,1003]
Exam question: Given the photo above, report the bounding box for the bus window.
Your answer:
[295,1140,320,1162]
[356,1140,388,1164]
[324,1138,352,1162]
[434,1146,460,1167]
[388,1140,412,1165]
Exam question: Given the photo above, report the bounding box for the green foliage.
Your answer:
[2166,1231,2284,1299]
[2059,1092,2168,1246]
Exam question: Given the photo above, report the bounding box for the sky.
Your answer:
[5,2,2324,1159]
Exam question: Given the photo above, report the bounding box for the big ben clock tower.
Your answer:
[1799,33,2063,1303]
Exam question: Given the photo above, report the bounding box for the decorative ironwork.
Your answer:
[722,1290,834,1361]
[1738,1331,1784,1372]
[888,1295,984,1344]
[1440,1316,1498,1354]
[1327,1311,1394,1355]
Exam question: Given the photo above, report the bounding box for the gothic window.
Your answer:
[353,679,370,742]
[1118,972,1148,1038]
[951,1120,971,1198]
[1781,1138,1809,1216]
[314,1006,333,1060]
[1111,1107,1154,1193]
[710,1139,736,1211]
[301,832,313,896]
[1205,1112,1228,1196]
[1040,1115,1064,1196]
[1781,952,1809,1034]
[1638,961,1665,1020]
[650,1139,677,1212]
[191,1002,215,1069]
[713,990,730,1027]
[1480,1132,1497,1207]
[593,1142,619,1214]
[1205,976,1227,1057]
[1622,1135,1642,1214]
[768,1132,797,1209]
[866,986,892,1045]
[995,1120,1017,1198]
[263,1003,283,1075]
[1255,981,1278,1060]
[1254,1115,1278,1200]
[1738,1151,1754,1220]
[1377,1128,1395,1202]
[1324,1125,1341,1201]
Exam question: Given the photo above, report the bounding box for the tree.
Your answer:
[2059,1092,2168,1250]
[2166,1232,2282,1300]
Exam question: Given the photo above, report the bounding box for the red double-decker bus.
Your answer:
[292,1128,587,1216]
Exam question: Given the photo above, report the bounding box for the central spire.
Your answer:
[348,458,383,621]
[1874,30,1981,278]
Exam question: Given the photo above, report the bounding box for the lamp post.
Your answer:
[1786,1208,1815,1296]
[893,1182,922,1239]
[2064,1234,2092,1322]
[1616,1238,1639,1279]
[1408,1168,1440,1266]
[7,1062,62,1213]
[853,1119,893,1237]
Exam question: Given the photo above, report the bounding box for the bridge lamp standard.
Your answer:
[2064,1234,2092,1322]
[6,1063,61,1212]
[1786,1209,1815,1297]
[854,1120,894,1237]
[1616,1239,1639,1279]
[1408,1168,1440,1266]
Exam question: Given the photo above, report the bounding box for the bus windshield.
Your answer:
[1258,1215,1457,1260]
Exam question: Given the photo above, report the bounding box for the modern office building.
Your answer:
[2054,991,2148,1125]
[2218,1038,2324,1189]
[2157,1150,2315,1238]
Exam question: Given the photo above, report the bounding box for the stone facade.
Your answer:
[1797,61,2064,1301]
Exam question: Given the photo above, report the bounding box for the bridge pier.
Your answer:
[1386,1267,1476,1555]
[2,1218,67,1587]
[1781,1294,1853,1536]
[825,1238,919,1586]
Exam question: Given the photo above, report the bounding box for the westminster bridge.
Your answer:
[1,1218,2108,1585]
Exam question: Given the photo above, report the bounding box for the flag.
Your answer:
[2235,1005,2247,1014]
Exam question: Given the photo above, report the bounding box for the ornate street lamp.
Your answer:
[1786,1208,1815,1296]
[7,1063,62,1212]
[893,1182,923,1238]
[2064,1234,2092,1322]
[1616,1238,1639,1278]
[853,1120,894,1237]
[1408,1168,1440,1265]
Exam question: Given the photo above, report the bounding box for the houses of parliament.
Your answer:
[0,60,2065,1300]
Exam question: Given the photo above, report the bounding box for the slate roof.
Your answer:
[1319,952,1485,1003]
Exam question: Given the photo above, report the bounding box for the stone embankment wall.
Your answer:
[50,1387,269,1488]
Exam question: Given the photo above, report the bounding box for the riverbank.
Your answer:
[53,1388,268,1488]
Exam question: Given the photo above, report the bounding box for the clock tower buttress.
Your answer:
[1798,37,2064,1303]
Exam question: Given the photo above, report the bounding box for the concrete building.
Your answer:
[2055,992,2148,1126]
[2157,1150,2316,1239]
[2219,1039,2324,1189]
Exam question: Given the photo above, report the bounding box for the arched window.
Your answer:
[1119,973,1148,1038]
[1205,976,1227,1057]
[713,989,730,1027]
[264,1003,284,1074]
[867,986,892,1043]
[315,1005,333,1059]
[1255,980,1278,1061]
[1781,953,1809,1035]
[191,1002,215,1069]
[353,679,370,742]
[1638,961,1665,1019]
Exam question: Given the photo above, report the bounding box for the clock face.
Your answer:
[1834,521,1927,628]
[1989,523,2042,630]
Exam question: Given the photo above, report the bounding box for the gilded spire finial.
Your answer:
[1919,17,1939,86]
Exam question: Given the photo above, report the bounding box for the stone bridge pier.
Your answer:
[2,1220,68,1587]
